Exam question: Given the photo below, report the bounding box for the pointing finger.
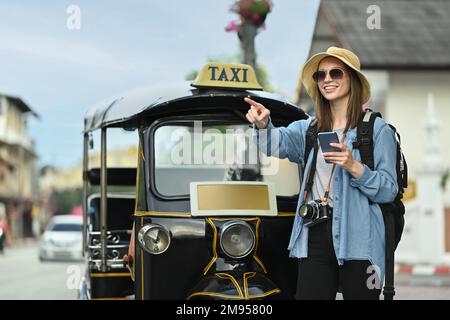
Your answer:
[244,97,264,111]
[244,97,257,107]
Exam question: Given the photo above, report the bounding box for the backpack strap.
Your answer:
[354,111,408,196]
[352,109,381,171]
[382,205,396,300]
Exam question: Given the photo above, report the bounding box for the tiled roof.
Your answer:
[322,0,450,69]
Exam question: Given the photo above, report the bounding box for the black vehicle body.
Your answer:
[80,65,308,300]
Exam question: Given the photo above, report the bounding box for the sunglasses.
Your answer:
[312,68,344,83]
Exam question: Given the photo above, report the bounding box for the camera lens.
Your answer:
[299,202,317,220]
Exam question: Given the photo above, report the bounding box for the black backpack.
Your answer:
[304,109,408,300]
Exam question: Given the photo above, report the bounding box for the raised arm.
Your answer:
[244,97,309,165]
[244,97,270,129]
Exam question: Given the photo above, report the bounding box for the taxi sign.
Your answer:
[191,63,263,90]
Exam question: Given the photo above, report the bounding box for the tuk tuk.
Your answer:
[79,63,308,300]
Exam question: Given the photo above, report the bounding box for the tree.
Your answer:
[49,188,82,215]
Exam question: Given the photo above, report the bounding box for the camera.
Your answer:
[298,199,332,227]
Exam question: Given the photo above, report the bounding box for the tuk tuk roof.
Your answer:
[83,81,307,132]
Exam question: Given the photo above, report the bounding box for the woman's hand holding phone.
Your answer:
[322,138,364,179]
[244,97,270,129]
[318,132,340,163]
[321,133,350,168]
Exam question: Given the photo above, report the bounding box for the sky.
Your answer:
[0,0,320,169]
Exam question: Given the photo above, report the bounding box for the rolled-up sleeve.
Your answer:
[350,122,398,203]
[253,118,308,165]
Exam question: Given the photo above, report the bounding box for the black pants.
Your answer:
[296,218,382,300]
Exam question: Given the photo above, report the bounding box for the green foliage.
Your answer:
[255,64,274,92]
[49,186,135,216]
[50,188,82,215]
[185,70,198,81]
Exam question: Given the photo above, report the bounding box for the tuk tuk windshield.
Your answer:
[153,122,300,197]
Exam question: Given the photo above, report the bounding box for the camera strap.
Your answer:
[321,164,337,206]
[302,131,347,206]
[302,140,319,203]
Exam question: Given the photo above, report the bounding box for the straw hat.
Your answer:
[300,46,371,104]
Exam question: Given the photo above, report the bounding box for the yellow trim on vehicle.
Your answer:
[91,297,129,300]
[135,141,142,212]
[203,218,218,275]
[133,146,141,283]
[248,289,281,299]
[252,255,268,274]
[243,272,256,299]
[90,273,131,278]
[216,273,244,298]
[251,218,268,273]
[134,211,295,218]
[134,210,192,217]
[277,212,296,217]
[187,292,242,300]
[242,272,281,299]
[203,217,268,275]
[188,272,281,301]
[140,216,144,300]
[138,134,145,161]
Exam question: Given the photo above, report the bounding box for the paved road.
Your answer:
[0,241,449,300]
[394,274,450,300]
[0,241,83,300]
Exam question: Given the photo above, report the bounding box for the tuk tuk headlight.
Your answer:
[219,221,255,259]
[138,224,171,255]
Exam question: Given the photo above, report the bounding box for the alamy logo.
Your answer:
[66,5,81,30]
[366,264,382,290]
[366,5,381,30]
[168,121,280,175]
[66,265,82,290]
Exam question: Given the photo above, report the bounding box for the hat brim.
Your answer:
[301,52,371,104]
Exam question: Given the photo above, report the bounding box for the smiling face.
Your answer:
[316,57,351,103]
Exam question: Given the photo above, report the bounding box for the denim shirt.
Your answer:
[254,116,398,281]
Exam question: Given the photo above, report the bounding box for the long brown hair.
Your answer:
[314,67,363,133]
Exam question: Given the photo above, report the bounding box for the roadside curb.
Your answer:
[395,264,450,275]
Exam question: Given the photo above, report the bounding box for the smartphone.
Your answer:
[318,132,340,163]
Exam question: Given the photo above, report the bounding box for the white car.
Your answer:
[39,215,83,261]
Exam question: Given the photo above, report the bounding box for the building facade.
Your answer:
[0,94,39,239]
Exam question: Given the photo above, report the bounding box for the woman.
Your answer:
[244,47,398,300]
